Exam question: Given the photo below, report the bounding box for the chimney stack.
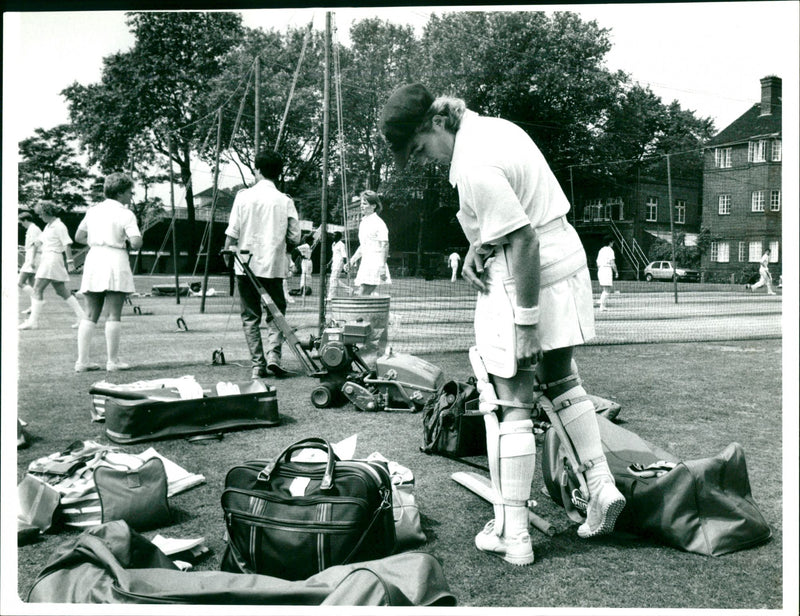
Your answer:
[759,76,781,116]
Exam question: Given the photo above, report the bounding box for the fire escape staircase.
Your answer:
[608,219,649,280]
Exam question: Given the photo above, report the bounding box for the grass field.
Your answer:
[9,277,786,609]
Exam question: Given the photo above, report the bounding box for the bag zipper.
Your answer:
[225,508,365,531]
[222,486,370,510]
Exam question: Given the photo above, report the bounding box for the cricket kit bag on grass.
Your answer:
[542,413,772,555]
[93,379,280,444]
[27,521,456,606]
[220,437,396,580]
[420,379,487,458]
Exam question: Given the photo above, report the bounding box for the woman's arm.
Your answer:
[506,224,541,366]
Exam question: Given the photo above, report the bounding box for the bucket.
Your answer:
[329,295,391,367]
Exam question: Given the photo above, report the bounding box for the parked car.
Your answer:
[643,261,700,282]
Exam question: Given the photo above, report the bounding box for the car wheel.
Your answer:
[645,274,653,282]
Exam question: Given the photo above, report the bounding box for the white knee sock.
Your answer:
[65,295,86,321]
[552,386,612,495]
[77,319,95,364]
[499,419,536,536]
[599,290,608,309]
[105,321,121,363]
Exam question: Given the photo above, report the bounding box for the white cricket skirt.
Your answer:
[80,245,135,293]
[35,251,70,282]
[474,217,595,378]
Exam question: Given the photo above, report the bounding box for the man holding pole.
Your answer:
[224,151,301,379]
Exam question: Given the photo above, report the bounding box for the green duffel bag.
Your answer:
[542,414,772,556]
[27,521,456,606]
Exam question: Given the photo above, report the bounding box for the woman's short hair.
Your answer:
[37,200,63,217]
[104,173,134,200]
[418,95,467,134]
[333,231,343,242]
[360,190,383,214]
[18,210,35,223]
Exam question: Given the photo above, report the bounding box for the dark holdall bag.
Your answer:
[542,413,772,556]
[421,379,486,457]
[27,521,456,606]
[221,437,396,580]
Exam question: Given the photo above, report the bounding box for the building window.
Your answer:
[607,197,623,220]
[771,139,781,162]
[738,242,747,262]
[770,190,781,211]
[583,199,602,222]
[751,191,765,212]
[749,241,762,262]
[718,194,731,215]
[646,197,658,222]
[675,200,686,224]
[748,140,767,163]
[711,241,729,263]
[769,241,779,262]
[714,147,732,168]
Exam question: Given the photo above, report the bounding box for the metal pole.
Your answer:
[317,12,331,336]
[254,56,260,155]
[201,109,223,313]
[168,133,181,304]
[667,154,678,303]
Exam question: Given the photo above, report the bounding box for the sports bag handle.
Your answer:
[258,437,338,490]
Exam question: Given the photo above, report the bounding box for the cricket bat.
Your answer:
[452,471,556,536]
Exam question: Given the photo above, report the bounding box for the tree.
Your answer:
[62,11,244,264]
[18,124,94,209]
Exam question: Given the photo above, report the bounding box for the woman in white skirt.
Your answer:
[74,173,142,372]
[18,210,42,316]
[18,201,86,331]
[349,190,389,296]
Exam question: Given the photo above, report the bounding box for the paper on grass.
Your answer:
[139,448,206,496]
[151,534,206,556]
[290,434,358,462]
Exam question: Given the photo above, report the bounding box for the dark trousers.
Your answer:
[237,275,287,368]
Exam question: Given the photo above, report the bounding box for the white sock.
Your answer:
[499,420,536,537]
[599,290,608,309]
[105,321,121,363]
[77,319,95,364]
[65,295,86,320]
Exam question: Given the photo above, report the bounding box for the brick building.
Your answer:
[700,76,782,281]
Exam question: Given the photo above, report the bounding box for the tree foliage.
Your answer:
[18,125,93,209]
[62,11,244,259]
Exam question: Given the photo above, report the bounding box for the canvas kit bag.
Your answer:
[93,456,171,531]
[27,521,456,606]
[420,379,486,458]
[542,413,772,555]
[220,437,396,580]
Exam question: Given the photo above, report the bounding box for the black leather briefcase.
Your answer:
[221,437,396,580]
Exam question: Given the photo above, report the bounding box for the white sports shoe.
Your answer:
[577,480,626,539]
[106,360,131,372]
[475,520,534,566]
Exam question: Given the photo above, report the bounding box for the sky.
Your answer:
[3,3,798,148]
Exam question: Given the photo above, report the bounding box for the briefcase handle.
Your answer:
[258,437,338,490]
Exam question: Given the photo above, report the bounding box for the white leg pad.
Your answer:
[483,412,503,534]
[499,419,536,537]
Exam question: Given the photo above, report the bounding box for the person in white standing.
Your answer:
[746,248,777,295]
[380,83,625,566]
[18,210,42,316]
[350,190,389,297]
[19,200,87,331]
[327,231,350,299]
[448,251,462,282]
[297,235,314,294]
[74,173,142,372]
[596,237,618,311]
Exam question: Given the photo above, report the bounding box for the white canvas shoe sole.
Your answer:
[475,520,534,566]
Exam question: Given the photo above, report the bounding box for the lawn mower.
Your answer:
[226,249,445,412]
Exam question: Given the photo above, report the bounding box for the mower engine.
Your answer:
[308,322,445,412]
[341,350,445,412]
